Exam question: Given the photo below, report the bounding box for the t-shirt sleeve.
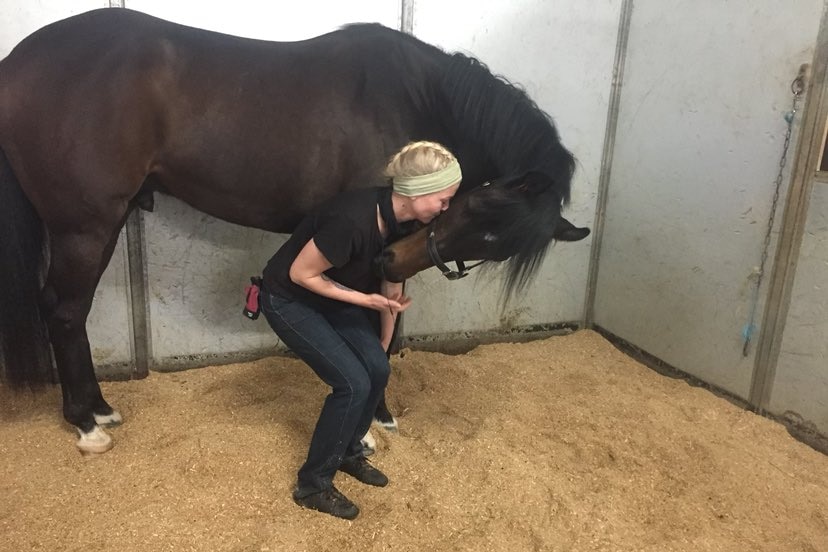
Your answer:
[313,213,360,268]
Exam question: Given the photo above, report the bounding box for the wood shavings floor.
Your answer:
[2,330,827,552]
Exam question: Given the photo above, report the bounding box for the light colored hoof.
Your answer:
[361,429,376,456]
[94,410,123,428]
[76,425,114,455]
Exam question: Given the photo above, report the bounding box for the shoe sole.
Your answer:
[293,495,359,520]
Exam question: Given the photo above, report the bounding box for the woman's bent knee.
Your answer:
[335,373,372,404]
[369,358,391,388]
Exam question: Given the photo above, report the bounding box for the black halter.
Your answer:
[426,217,485,280]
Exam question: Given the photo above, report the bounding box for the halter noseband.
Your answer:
[426,217,484,280]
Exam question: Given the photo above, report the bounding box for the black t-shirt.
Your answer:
[263,187,395,313]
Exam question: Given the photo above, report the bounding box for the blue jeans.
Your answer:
[260,286,390,497]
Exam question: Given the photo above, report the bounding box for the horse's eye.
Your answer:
[483,232,498,242]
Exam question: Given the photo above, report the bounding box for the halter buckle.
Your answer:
[427,223,476,281]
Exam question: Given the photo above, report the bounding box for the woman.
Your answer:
[260,141,462,519]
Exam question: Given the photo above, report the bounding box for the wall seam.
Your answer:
[400,0,414,34]
[582,0,634,328]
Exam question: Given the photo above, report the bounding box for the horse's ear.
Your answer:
[554,217,590,242]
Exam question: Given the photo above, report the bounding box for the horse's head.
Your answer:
[373,171,590,294]
[373,53,591,295]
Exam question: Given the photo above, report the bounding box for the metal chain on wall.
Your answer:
[742,71,806,357]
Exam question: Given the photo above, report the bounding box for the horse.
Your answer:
[0,8,589,454]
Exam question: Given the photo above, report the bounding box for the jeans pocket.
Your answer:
[260,286,288,311]
[263,291,317,329]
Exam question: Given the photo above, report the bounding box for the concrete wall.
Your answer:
[771,181,828,431]
[592,0,823,400]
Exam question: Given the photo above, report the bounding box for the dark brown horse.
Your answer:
[0,8,589,453]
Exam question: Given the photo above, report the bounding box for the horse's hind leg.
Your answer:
[43,219,128,454]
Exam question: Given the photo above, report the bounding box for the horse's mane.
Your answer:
[439,54,577,300]
[440,54,575,200]
[339,23,446,118]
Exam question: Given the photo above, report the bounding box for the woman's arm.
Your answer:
[289,238,408,314]
[379,281,410,352]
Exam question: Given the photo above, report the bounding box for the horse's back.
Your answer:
[1,9,441,99]
[0,7,444,144]
[0,9,449,231]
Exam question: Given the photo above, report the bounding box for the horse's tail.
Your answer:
[0,147,53,386]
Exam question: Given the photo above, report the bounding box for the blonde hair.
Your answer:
[384,141,457,180]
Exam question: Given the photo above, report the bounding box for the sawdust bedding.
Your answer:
[1,330,827,552]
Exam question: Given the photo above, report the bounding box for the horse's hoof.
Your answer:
[361,429,376,456]
[376,417,398,433]
[94,410,123,428]
[76,425,114,455]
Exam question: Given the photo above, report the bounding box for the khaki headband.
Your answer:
[392,160,462,197]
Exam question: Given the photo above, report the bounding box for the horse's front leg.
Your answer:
[373,393,398,431]
[361,393,399,456]
[45,230,124,454]
[373,311,403,433]
[361,323,403,454]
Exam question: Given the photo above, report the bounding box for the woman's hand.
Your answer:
[365,293,411,315]
[386,292,412,313]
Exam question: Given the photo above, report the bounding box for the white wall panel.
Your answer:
[0,1,108,57]
[87,238,133,367]
[144,199,285,360]
[771,182,828,433]
[404,0,620,335]
[594,0,822,398]
[125,0,400,40]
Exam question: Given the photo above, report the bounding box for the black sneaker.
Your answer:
[292,486,359,520]
[339,457,389,487]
